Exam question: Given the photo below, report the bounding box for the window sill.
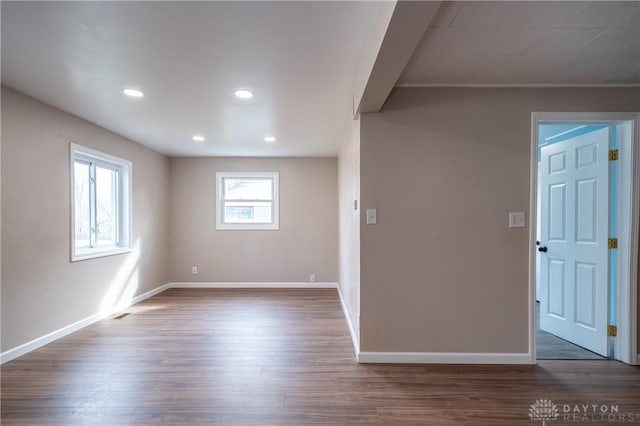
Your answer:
[71,247,132,262]
[216,223,279,231]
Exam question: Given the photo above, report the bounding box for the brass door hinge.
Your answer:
[608,238,618,249]
[609,149,619,161]
[607,325,617,337]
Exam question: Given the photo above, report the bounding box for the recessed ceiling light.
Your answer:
[192,135,205,142]
[234,89,254,99]
[123,88,144,98]
[264,136,277,143]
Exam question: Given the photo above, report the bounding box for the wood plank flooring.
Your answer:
[2,288,639,425]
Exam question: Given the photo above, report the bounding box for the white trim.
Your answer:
[533,112,640,123]
[70,143,133,167]
[529,112,640,365]
[72,247,132,262]
[336,285,360,359]
[628,117,640,365]
[2,282,546,366]
[70,142,133,262]
[616,121,635,364]
[395,83,640,89]
[1,314,105,365]
[0,282,337,363]
[215,172,279,231]
[529,115,539,365]
[0,283,170,364]
[168,282,337,289]
[358,352,531,364]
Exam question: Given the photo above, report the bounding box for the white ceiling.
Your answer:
[4,2,638,157]
[1,1,381,157]
[399,1,640,86]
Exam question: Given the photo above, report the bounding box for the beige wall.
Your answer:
[360,87,640,354]
[3,83,637,360]
[169,157,338,283]
[338,116,361,343]
[1,87,171,352]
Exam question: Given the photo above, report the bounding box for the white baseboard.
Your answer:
[122,282,172,308]
[0,283,171,364]
[2,282,533,367]
[336,285,360,359]
[358,351,532,364]
[168,281,338,289]
[1,282,336,363]
[1,311,105,365]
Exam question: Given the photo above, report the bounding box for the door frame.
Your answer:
[529,112,640,365]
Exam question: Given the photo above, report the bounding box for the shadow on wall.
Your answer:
[100,239,141,314]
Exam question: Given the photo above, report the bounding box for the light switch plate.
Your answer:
[509,212,525,228]
[366,209,377,225]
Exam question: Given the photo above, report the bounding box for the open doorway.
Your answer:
[530,113,639,364]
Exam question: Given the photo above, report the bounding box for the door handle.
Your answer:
[538,246,548,253]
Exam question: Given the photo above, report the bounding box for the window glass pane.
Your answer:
[224,178,272,200]
[74,161,91,249]
[95,166,118,247]
[224,201,272,224]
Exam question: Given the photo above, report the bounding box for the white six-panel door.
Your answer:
[539,127,609,357]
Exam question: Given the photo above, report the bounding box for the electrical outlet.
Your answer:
[309,274,316,283]
[192,265,198,275]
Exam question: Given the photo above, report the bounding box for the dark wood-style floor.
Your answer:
[2,289,639,425]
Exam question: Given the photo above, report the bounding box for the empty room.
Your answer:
[2,1,640,424]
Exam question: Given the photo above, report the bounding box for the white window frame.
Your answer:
[216,172,279,231]
[70,143,132,261]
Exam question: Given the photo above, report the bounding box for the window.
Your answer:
[70,143,132,261]
[216,172,279,230]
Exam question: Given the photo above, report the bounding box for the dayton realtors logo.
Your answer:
[529,399,559,425]
[529,399,638,423]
